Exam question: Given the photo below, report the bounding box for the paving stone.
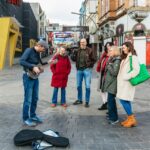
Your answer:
[0,57,150,150]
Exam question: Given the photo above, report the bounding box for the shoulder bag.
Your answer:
[129,56,150,86]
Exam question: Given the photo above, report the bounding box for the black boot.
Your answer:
[98,102,107,110]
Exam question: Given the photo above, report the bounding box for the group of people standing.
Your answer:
[20,38,140,128]
[96,41,140,127]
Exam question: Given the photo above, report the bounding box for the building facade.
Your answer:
[79,1,86,27]
[22,3,38,50]
[98,0,150,65]
[29,3,48,41]
[79,0,99,57]
[0,1,48,52]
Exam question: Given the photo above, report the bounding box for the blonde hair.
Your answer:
[110,46,121,56]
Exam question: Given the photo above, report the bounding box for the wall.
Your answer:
[134,37,146,64]
[22,3,37,50]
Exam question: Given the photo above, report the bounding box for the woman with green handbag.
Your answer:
[117,42,140,128]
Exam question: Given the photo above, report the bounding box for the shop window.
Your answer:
[134,0,146,6]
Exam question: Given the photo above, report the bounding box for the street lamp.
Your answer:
[71,12,98,34]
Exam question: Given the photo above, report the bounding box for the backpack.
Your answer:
[14,129,69,149]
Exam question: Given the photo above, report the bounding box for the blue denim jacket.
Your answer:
[20,47,47,71]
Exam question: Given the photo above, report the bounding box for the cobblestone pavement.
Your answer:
[0,57,150,150]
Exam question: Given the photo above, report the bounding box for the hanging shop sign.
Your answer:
[63,26,89,32]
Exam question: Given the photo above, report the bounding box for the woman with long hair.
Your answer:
[117,42,140,128]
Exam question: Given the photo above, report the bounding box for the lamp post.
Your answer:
[71,12,98,34]
[71,11,100,59]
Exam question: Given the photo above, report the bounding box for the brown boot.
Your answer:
[121,116,129,126]
[123,115,137,128]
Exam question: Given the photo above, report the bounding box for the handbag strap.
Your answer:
[129,56,133,71]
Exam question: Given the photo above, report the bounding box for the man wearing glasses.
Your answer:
[73,38,96,107]
[20,40,49,126]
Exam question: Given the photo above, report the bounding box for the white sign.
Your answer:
[90,34,99,43]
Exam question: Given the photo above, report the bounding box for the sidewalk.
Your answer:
[0,58,150,150]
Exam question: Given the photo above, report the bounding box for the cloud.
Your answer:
[23,0,83,25]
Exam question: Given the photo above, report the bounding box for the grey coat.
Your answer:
[102,56,121,95]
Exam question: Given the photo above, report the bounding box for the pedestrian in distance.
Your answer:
[102,46,121,125]
[20,40,49,127]
[72,38,96,107]
[96,42,114,110]
[50,46,71,108]
[117,42,140,128]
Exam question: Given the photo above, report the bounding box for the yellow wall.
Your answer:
[0,17,20,70]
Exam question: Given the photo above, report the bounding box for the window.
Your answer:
[119,0,124,6]
[101,0,105,16]
[105,0,109,12]
[118,0,125,6]
[134,0,146,6]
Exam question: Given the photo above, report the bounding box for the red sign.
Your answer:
[7,0,22,6]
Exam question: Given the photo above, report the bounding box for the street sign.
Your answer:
[45,26,62,32]
[63,26,89,32]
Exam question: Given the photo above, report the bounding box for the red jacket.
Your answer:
[50,54,71,88]
[96,52,109,72]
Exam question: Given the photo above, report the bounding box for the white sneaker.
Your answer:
[109,120,119,125]
[24,119,37,127]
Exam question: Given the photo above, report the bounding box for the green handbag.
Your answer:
[129,56,150,86]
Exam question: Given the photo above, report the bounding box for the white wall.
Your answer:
[116,12,150,32]
[133,36,146,64]
[142,13,150,30]
[115,14,137,32]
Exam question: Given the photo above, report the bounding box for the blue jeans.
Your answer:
[52,87,66,104]
[120,100,133,115]
[107,93,118,121]
[23,73,39,121]
[77,68,92,103]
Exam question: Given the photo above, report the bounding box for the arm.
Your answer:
[50,63,56,74]
[96,52,107,72]
[107,59,121,77]
[39,59,48,65]
[90,48,97,65]
[20,48,35,70]
[38,54,48,65]
[123,56,140,80]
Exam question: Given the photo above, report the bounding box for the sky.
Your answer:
[23,0,83,25]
